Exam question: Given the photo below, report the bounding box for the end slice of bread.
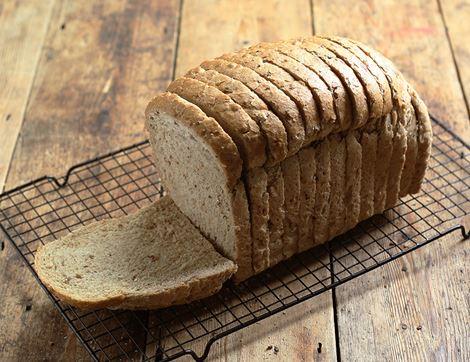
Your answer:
[35,196,237,310]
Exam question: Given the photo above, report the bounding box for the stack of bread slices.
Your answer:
[36,36,432,309]
[147,36,432,283]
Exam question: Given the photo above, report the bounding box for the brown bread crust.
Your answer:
[167,77,266,169]
[293,38,370,129]
[185,67,288,165]
[201,59,305,155]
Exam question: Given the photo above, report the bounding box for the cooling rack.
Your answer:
[0,115,468,361]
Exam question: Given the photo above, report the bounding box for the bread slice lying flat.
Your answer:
[35,196,237,310]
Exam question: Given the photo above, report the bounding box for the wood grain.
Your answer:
[314,0,469,360]
[0,0,55,191]
[0,0,180,360]
[1,0,468,360]
[174,0,336,360]
[175,0,313,77]
[439,0,470,117]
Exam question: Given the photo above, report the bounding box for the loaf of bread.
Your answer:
[35,36,432,309]
[146,36,432,282]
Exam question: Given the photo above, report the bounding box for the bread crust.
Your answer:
[358,131,378,221]
[374,113,395,213]
[268,40,351,134]
[167,77,266,169]
[35,197,237,310]
[186,67,288,165]
[246,168,270,273]
[409,87,432,194]
[201,59,305,155]
[385,118,408,208]
[298,146,317,252]
[313,138,331,245]
[328,135,347,239]
[220,50,315,146]
[266,164,285,266]
[294,38,369,129]
[281,154,301,258]
[324,36,393,115]
[231,181,254,282]
[344,132,362,231]
[314,37,383,120]
[248,42,335,140]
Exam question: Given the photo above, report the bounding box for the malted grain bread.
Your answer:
[36,36,432,310]
[35,197,237,310]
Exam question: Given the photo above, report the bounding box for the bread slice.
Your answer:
[267,165,285,267]
[350,40,411,123]
[167,77,266,169]
[246,168,270,273]
[35,197,237,310]
[312,138,331,245]
[272,40,352,134]
[324,36,393,116]
[200,59,305,156]
[374,113,394,213]
[358,131,378,221]
[344,132,362,231]
[295,38,369,129]
[327,135,347,239]
[248,42,335,141]
[146,93,253,282]
[348,41,418,200]
[313,37,383,120]
[281,154,301,258]
[298,146,317,252]
[385,115,408,209]
[185,67,288,165]
[219,51,315,145]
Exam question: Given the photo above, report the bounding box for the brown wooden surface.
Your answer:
[0,0,468,361]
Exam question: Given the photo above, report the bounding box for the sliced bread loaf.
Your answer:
[35,197,237,310]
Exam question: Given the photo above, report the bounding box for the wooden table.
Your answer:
[1,0,468,360]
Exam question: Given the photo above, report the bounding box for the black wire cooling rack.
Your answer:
[0,115,468,361]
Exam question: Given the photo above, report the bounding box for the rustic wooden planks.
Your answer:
[439,0,470,118]
[0,0,180,360]
[0,0,468,360]
[174,0,337,360]
[0,0,55,191]
[314,0,469,360]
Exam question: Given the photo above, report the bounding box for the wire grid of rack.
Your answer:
[0,115,468,361]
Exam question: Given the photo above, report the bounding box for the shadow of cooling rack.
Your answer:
[0,115,468,361]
